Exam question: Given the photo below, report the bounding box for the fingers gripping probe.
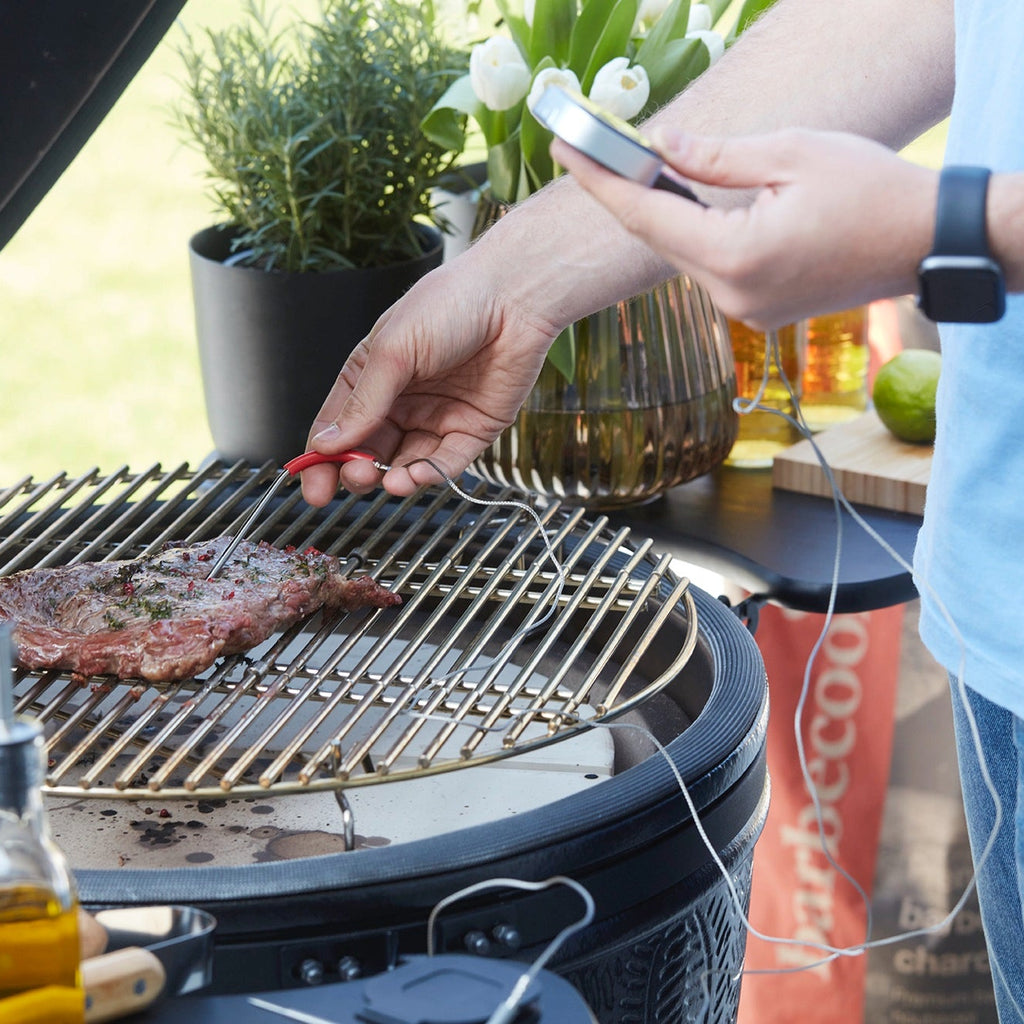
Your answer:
[206,451,388,580]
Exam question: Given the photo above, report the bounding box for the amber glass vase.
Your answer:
[468,196,739,509]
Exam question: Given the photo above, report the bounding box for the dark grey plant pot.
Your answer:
[189,223,444,466]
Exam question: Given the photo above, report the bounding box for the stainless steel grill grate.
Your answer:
[0,463,698,800]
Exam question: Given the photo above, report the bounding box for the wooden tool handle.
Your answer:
[82,947,166,1023]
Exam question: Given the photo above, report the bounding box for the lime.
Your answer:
[872,349,942,443]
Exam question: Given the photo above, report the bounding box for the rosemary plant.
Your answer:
[175,0,467,272]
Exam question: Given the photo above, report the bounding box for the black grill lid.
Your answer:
[0,0,185,252]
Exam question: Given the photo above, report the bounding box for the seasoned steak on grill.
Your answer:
[0,538,401,682]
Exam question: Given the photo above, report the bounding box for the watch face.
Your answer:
[918,257,1007,323]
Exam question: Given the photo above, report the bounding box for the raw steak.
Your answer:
[0,538,401,682]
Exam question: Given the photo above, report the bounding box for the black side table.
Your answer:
[604,466,921,615]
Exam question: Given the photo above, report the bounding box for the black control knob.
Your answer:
[492,923,522,951]
[337,955,362,982]
[298,958,325,985]
[463,929,492,956]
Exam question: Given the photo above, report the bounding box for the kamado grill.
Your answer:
[1,7,769,1022]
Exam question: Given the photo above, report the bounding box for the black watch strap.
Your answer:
[930,165,993,257]
[917,165,1006,323]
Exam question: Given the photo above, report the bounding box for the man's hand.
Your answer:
[300,256,559,505]
[553,126,938,329]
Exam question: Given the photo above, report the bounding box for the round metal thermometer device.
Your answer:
[532,84,706,203]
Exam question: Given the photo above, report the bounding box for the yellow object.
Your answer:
[0,887,81,997]
[0,985,84,1024]
[0,715,84,1016]
[872,349,942,443]
[725,320,802,467]
[801,306,870,431]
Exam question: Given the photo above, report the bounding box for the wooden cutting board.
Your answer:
[771,409,931,515]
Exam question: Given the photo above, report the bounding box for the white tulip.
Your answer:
[527,67,583,117]
[588,58,651,122]
[635,0,672,27]
[686,3,713,33]
[524,0,535,26]
[686,29,725,64]
[469,36,532,112]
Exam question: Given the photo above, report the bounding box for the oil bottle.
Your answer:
[0,624,84,1022]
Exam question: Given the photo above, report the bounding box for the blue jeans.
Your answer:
[950,675,1024,1023]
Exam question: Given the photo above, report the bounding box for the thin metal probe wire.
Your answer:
[205,470,291,580]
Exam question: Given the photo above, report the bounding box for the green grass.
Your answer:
[0,3,946,485]
[0,8,224,483]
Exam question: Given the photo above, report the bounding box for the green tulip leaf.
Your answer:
[729,0,780,39]
[421,76,478,151]
[488,131,523,202]
[569,0,620,74]
[579,0,640,92]
[643,36,708,110]
[495,0,535,58]
[640,35,707,109]
[528,0,578,65]
[521,56,556,189]
[547,324,577,382]
[635,0,692,58]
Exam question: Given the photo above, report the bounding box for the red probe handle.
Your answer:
[284,450,378,475]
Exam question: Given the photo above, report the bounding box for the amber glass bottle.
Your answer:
[725,320,803,468]
[800,306,870,431]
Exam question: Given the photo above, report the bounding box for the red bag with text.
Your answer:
[738,603,902,1024]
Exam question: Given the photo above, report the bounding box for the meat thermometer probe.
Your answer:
[206,451,388,580]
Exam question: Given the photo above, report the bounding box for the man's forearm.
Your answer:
[652,0,954,148]
[472,0,955,330]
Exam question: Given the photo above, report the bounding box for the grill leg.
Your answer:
[330,742,357,851]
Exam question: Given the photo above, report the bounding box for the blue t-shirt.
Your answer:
[914,0,1024,714]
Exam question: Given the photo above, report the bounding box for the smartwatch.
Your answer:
[917,165,1006,323]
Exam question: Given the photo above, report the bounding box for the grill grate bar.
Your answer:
[183,608,390,792]
[47,681,164,786]
[456,529,648,760]
[148,612,348,792]
[591,565,696,714]
[145,462,279,552]
[62,465,198,566]
[220,622,376,791]
[112,661,243,792]
[74,680,190,790]
[190,488,489,790]
[552,563,696,727]
[295,487,396,561]
[0,466,137,572]
[0,469,103,574]
[254,490,512,787]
